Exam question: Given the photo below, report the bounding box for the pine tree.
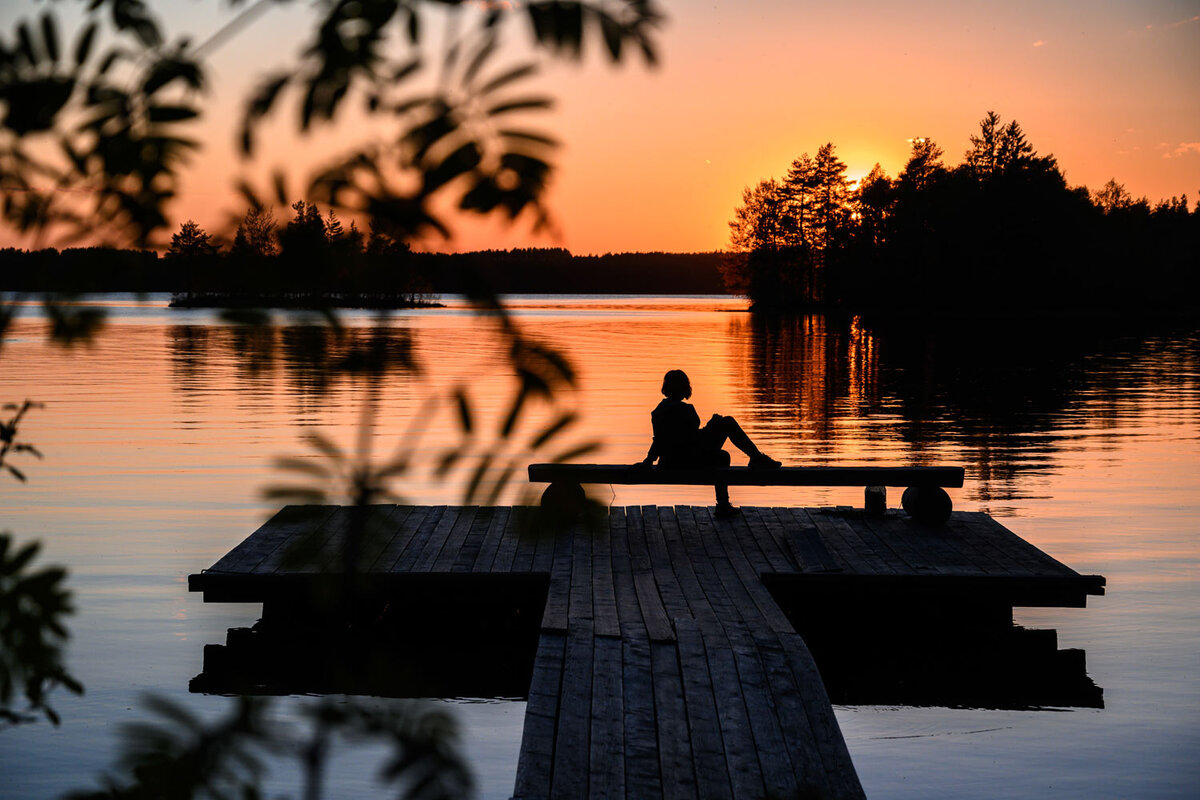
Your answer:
[166,220,217,259]
[230,207,278,258]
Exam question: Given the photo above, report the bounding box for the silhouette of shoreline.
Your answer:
[168,291,444,310]
[0,247,729,297]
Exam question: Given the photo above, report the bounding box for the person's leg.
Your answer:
[712,450,737,515]
[716,414,759,457]
[712,449,731,503]
[705,414,779,467]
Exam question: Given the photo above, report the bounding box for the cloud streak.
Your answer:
[1161,142,1200,159]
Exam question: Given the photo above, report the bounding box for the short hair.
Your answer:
[661,369,692,400]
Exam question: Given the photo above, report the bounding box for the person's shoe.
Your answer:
[714,501,740,518]
[748,453,781,469]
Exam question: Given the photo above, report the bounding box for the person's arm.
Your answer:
[639,405,662,466]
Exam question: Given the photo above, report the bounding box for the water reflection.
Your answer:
[736,314,1200,506]
[169,323,419,405]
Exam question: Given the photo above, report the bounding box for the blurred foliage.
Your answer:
[1,2,654,795]
[0,532,83,726]
[66,694,473,800]
[0,398,43,482]
[1,0,661,249]
[0,2,202,248]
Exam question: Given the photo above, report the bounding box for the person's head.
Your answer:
[661,369,692,400]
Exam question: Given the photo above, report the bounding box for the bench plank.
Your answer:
[529,463,964,487]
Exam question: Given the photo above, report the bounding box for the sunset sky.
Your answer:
[3,0,1198,254]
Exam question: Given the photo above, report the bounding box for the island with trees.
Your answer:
[0,200,728,302]
[724,111,1198,315]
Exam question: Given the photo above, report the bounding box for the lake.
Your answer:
[2,295,1197,798]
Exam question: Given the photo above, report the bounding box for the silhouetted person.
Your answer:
[640,369,780,517]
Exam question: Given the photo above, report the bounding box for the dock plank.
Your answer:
[550,620,593,800]
[540,527,574,634]
[470,505,511,573]
[674,617,732,799]
[208,505,336,574]
[775,507,843,573]
[651,639,698,800]
[391,505,449,573]
[514,631,566,800]
[370,505,432,572]
[622,636,663,798]
[414,506,475,573]
[591,520,621,638]
[589,635,625,800]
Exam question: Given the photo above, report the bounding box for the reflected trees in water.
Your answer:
[734,313,1200,507]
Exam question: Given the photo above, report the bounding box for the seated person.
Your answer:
[640,369,780,516]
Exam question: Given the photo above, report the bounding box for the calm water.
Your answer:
[2,295,1198,797]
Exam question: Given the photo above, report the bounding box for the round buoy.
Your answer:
[901,485,952,525]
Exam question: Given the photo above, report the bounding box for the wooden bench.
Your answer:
[527,464,966,524]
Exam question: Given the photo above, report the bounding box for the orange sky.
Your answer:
[3,0,1198,254]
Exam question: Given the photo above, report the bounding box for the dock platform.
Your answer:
[190,505,1105,799]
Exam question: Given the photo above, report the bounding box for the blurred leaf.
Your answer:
[551,440,601,463]
[147,105,198,123]
[529,410,577,450]
[486,96,553,116]
[143,56,204,95]
[272,456,334,479]
[598,10,623,60]
[422,141,482,192]
[110,0,162,48]
[391,56,420,82]
[406,8,419,43]
[462,32,498,86]
[478,63,538,96]
[453,388,473,434]
[302,431,346,465]
[73,22,97,67]
[261,486,327,504]
[40,13,59,63]
[240,73,289,155]
[463,452,494,504]
[15,21,37,66]
[499,386,527,438]
[434,447,464,479]
[403,105,458,161]
[499,128,558,148]
[483,460,518,505]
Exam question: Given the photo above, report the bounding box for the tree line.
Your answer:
[0,203,728,298]
[725,111,1199,313]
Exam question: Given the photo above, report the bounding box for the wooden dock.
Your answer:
[190,505,1104,799]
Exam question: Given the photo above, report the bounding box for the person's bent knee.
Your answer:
[718,450,731,466]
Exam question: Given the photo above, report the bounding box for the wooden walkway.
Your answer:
[190,505,1104,799]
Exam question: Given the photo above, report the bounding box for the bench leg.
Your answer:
[901,485,953,525]
[541,480,585,518]
[864,485,887,517]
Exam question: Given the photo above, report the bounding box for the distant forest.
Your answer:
[725,111,1199,314]
[0,200,727,301]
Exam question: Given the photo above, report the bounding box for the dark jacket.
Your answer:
[647,398,701,466]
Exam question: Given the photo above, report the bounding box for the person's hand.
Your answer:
[633,458,653,469]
